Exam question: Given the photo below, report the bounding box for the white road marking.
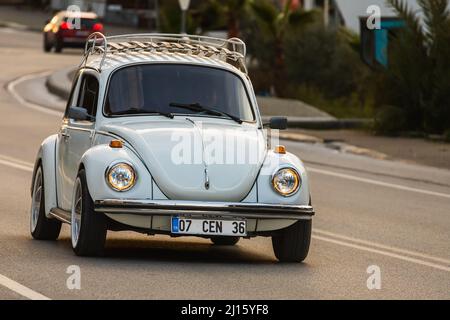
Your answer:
[0,154,34,167]
[0,158,33,172]
[308,166,450,199]
[0,156,48,299]
[0,154,33,172]
[314,229,450,265]
[312,235,450,273]
[7,72,63,117]
[0,22,29,32]
[0,274,50,300]
[0,28,16,34]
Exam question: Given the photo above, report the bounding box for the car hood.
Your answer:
[100,117,266,201]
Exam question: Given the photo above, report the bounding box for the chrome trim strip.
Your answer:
[271,167,301,197]
[98,208,310,220]
[186,117,209,191]
[94,199,314,220]
[67,126,94,133]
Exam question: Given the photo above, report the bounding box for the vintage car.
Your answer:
[30,33,314,262]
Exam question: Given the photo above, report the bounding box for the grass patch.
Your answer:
[288,85,375,119]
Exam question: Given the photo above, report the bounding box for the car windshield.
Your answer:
[104,64,255,122]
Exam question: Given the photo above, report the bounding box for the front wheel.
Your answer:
[272,220,312,262]
[71,169,107,256]
[43,34,52,52]
[30,165,61,240]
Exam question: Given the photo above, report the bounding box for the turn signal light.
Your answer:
[109,140,123,148]
[274,145,286,154]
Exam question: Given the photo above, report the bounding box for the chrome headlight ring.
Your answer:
[105,161,137,192]
[271,167,301,197]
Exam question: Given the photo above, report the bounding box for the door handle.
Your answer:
[61,129,70,140]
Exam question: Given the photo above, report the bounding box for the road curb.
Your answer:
[278,132,388,159]
[324,141,388,160]
[261,116,372,130]
[45,67,73,100]
[0,21,41,32]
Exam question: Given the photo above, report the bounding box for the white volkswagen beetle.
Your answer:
[30,33,314,262]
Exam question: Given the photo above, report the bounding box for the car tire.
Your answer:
[71,169,107,256]
[210,236,240,246]
[54,38,63,53]
[272,220,312,263]
[43,34,52,52]
[30,165,61,240]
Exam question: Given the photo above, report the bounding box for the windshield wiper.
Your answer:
[112,107,174,119]
[169,102,243,124]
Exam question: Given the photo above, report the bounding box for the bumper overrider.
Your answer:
[94,199,314,220]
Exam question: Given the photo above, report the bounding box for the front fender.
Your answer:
[32,134,58,218]
[256,150,310,205]
[79,145,153,201]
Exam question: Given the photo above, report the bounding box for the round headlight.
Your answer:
[272,168,300,196]
[106,162,136,192]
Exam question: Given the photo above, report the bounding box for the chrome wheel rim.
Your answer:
[71,178,82,248]
[30,167,43,233]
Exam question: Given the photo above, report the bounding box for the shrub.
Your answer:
[284,23,370,100]
[280,23,374,118]
[373,105,407,135]
[242,0,318,96]
[288,84,374,119]
[375,0,450,134]
[444,129,450,142]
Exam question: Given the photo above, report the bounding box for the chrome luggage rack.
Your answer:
[79,32,247,73]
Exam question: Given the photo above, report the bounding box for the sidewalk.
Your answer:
[291,129,450,170]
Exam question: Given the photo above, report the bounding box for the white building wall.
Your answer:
[303,0,314,10]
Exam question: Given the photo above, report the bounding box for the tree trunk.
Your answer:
[227,13,239,38]
[273,37,287,97]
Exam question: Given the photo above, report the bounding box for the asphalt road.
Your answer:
[0,27,449,300]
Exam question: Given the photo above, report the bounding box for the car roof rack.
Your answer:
[79,32,247,73]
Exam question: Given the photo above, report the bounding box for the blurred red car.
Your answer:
[43,11,103,53]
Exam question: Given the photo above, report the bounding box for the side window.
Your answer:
[77,74,99,118]
[64,73,81,118]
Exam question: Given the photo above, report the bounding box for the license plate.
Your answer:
[171,217,246,236]
[76,31,89,36]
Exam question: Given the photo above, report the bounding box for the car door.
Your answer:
[57,71,99,211]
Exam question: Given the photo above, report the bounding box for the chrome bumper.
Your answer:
[94,199,314,220]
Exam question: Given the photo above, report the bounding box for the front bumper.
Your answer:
[94,199,314,220]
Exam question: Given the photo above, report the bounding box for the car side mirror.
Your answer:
[67,106,94,122]
[266,117,288,130]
